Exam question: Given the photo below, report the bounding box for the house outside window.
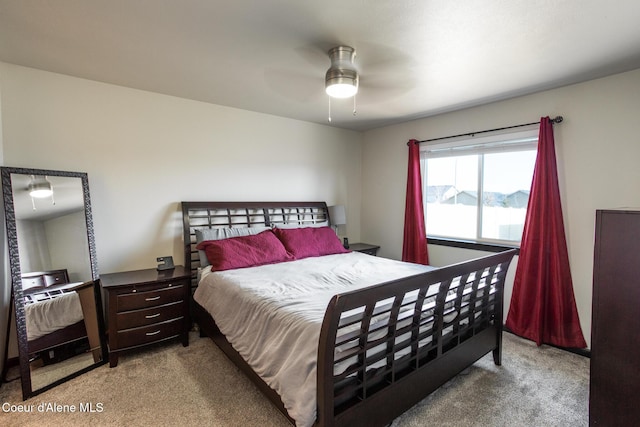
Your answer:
[421,128,538,245]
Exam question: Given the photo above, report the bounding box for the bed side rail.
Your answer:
[316,249,516,427]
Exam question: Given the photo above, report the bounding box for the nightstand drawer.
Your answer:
[44,271,69,287]
[116,318,183,349]
[22,276,45,290]
[116,285,184,312]
[116,301,184,330]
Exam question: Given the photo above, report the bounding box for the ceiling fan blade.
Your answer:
[358,74,416,104]
[294,43,333,68]
[354,41,418,72]
[264,67,323,103]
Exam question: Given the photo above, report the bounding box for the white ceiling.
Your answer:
[1,1,640,131]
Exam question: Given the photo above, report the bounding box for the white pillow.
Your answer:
[195,226,270,266]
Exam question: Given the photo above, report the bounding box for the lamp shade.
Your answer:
[328,205,347,226]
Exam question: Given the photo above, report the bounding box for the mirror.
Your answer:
[1,167,107,399]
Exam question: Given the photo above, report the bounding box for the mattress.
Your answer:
[193,251,434,427]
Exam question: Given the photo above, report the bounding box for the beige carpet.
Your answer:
[0,331,589,426]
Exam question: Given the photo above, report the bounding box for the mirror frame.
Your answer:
[1,166,107,399]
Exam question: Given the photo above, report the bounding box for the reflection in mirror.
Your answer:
[1,167,106,400]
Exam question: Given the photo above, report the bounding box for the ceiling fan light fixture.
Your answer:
[325,70,359,98]
[28,176,53,198]
[325,46,359,99]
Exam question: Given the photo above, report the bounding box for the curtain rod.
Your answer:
[413,115,563,144]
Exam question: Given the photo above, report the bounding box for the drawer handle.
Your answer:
[145,313,161,319]
[146,330,161,336]
[145,296,161,302]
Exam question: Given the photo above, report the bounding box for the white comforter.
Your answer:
[193,251,434,427]
[25,291,84,341]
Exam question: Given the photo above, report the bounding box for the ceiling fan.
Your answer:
[324,45,359,122]
[10,174,84,220]
[263,42,416,122]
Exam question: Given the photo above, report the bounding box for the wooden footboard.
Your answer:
[317,249,516,427]
[27,320,87,355]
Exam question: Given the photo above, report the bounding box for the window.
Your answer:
[421,128,538,245]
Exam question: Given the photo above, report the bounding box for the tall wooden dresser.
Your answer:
[590,209,640,425]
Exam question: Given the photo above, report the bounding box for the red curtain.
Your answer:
[402,139,429,265]
[505,117,586,348]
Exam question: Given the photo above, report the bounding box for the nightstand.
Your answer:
[100,266,191,367]
[349,243,380,256]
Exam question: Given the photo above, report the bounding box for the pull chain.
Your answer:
[328,94,357,122]
[48,175,56,206]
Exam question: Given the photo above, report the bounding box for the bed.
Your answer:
[22,270,102,363]
[182,201,516,427]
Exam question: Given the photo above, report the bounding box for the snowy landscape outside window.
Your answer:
[421,128,538,244]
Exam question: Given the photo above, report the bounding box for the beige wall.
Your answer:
[3,60,639,359]
[361,68,640,348]
[0,63,363,276]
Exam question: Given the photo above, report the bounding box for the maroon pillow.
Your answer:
[273,226,350,259]
[195,230,294,271]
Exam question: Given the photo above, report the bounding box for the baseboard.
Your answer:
[503,328,591,358]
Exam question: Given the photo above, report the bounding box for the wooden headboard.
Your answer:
[181,201,330,291]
